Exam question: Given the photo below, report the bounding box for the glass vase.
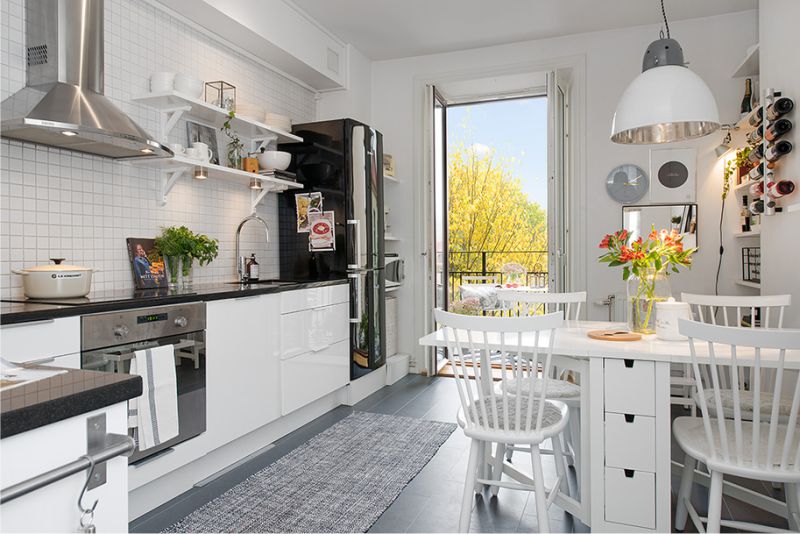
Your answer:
[227,142,243,169]
[164,256,181,290]
[627,269,672,334]
[181,256,194,288]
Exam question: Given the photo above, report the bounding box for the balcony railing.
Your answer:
[445,250,548,302]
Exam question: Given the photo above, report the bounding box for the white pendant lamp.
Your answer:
[611,0,720,144]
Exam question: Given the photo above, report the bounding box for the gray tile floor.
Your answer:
[131,374,790,533]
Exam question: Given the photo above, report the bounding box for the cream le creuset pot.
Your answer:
[655,297,693,341]
[12,258,99,299]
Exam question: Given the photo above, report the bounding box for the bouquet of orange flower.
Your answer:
[598,227,696,332]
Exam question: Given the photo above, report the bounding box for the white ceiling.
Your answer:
[290,0,756,61]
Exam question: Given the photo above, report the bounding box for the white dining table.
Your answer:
[419,319,800,532]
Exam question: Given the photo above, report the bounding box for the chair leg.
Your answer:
[552,436,569,495]
[459,439,480,533]
[491,443,505,497]
[505,443,514,461]
[786,483,800,532]
[530,446,551,533]
[475,440,487,494]
[568,408,581,470]
[706,470,724,534]
[674,452,696,531]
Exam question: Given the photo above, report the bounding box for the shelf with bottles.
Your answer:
[735,279,761,290]
[734,229,761,238]
[750,88,795,216]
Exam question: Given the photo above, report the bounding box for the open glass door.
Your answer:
[430,87,448,374]
[547,71,570,294]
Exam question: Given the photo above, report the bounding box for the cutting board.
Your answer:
[587,329,642,342]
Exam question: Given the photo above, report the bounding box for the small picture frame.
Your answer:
[186,121,220,165]
[383,153,395,177]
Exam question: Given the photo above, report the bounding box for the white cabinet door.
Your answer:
[205,294,281,446]
[1,317,80,364]
[281,340,349,415]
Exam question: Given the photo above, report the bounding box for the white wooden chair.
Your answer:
[674,294,792,414]
[434,308,568,533]
[674,319,800,533]
[494,291,587,474]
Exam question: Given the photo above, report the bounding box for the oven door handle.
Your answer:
[96,339,198,362]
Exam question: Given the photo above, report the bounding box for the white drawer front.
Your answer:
[605,413,656,472]
[604,358,655,416]
[0,317,80,362]
[280,302,349,360]
[281,339,349,414]
[280,284,349,314]
[604,467,656,529]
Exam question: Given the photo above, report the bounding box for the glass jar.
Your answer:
[164,256,181,290]
[181,256,194,288]
[227,141,243,169]
[627,269,672,334]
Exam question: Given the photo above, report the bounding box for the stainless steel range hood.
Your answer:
[1,0,171,159]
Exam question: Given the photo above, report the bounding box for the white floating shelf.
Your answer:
[384,175,401,184]
[734,107,760,132]
[732,44,759,79]
[384,233,400,241]
[132,91,303,143]
[734,229,761,238]
[733,180,754,193]
[735,279,761,289]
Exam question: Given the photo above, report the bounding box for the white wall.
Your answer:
[317,44,372,123]
[759,0,800,327]
[369,11,757,368]
[0,0,316,298]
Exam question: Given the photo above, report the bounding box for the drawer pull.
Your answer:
[624,469,635,478]
[624,414,635,423]
[624,359,634,368]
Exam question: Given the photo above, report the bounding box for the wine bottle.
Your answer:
[767,179,796,198]
[765,140,793,163]
[748,144,764,164]
[741,78,753,114]
[764,119,793,142]
[741,195,751,232]
[747,125,763,145]
[766,97,794,121]
[749,181,764,197]
[748,106,763,127]
[749,162,764,181]
[749,198,765,215]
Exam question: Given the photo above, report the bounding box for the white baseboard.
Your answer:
[344,366,387,405]
[386,353,410,385]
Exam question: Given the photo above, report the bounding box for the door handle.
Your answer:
[347,219,361,270]
[348,272,361,324]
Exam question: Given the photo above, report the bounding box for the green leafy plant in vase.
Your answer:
[154,226,219,289]
[598,227,696,334]
[221,111,244,169]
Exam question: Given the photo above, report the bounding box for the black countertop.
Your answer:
[1,365,143,438]
[1,279,348,325]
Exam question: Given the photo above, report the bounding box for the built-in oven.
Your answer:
[80,302,206,464]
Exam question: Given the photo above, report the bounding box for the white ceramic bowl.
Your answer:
[173,74,204,98]
[257,151,291,171]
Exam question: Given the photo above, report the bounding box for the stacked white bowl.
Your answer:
[149,72,204,99]
[264,113,292,132]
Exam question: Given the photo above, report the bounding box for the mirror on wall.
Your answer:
[622,203,698,250]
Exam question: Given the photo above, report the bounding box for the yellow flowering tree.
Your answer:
[447,144,547,280]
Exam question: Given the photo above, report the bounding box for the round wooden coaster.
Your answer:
[587,329,642,342]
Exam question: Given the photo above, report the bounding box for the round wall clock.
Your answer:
[606,164,649,204]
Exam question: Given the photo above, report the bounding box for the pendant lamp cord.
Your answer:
[660,0,671,38]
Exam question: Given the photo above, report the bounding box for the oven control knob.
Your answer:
[174,316,188,328]
[113,325,129,338]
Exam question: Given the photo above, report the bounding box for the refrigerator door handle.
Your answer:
[347,219,361,270]
[348,272,361,324]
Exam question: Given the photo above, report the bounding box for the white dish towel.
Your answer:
[128,344,179,451]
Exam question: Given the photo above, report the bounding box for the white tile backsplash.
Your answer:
[0,0,316,298]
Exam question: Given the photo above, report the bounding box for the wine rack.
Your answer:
[758,87,793,216]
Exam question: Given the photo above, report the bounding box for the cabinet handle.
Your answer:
[1,319,56,329]
[624,469,635,478]
[624,414,635,423]
[26,356,56,365]
[624,359,634,368]
[234,295,259,301]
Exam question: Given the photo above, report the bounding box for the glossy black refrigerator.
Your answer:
[278,119,386,379]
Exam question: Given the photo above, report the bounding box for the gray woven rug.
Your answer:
[163,412,456,533]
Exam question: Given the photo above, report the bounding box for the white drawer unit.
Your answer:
[604,358,655,416]
[605,413,656,472]
[604,467,656,529]
[281,339,349,415]
[280,302,349,360]
[280,284,349,314]
[0,317,81,368]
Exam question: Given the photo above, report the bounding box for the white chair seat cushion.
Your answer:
[458,397,565,432]
[673,416,800,473]
[695,389,795,419]
[498,377,581,399]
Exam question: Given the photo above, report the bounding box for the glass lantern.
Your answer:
[204,81,236,112]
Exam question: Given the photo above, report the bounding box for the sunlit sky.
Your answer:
[446,97,548,209]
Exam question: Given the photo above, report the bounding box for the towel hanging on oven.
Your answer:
[128,345,179,451]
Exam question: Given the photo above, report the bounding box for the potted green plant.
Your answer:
[598,227,696,334]
[221,111,244,169]
[154,226,219,288]
[722,147,752,200]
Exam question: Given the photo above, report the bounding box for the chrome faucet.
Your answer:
[235,214,270,283]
